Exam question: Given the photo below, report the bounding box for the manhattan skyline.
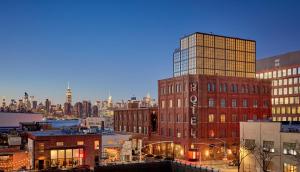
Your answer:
[1,0,300,104]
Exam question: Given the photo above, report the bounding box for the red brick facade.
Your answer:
[157,74,271,159]
[114,74,272,160]
[114,107,158,138]
[27,132,101,170]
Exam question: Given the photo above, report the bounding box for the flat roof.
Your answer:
[29,130,101,137]
[257,50,300,71]
[180,32,256,42]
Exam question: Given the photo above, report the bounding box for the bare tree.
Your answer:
[234,141,256,172]
[252,145,280,172]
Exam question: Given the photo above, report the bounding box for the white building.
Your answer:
[101,133,132,163]
[240,121,300,172]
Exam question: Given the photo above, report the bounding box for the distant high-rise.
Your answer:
[82,100,92,118]
[92,105,98,117]
[173,32,256,78]
[2,97,6,108]
[64,102,72,115]
[66,82,72,104]
[74,102,83,118]
[45,99,51,113]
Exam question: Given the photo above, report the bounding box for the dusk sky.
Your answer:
[1,0,300,104]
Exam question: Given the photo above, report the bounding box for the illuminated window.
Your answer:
[284,163,297,172]
[56,142,64,146]
[220,114,226,123]
[77,141,84,145]
[208,114,214,122]
[94,140,100,150]
[38,143,44,153]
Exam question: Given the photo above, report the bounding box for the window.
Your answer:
[242,99,248,107]
[253,100,258,108]
[263,141,275,152]
[232,114,237,122]
[293,68,297,75]
[77,141,84,145]
[94,140,100,150]
[56,142,64,146]
[208,83,211,92]
[243,114,248,121]
[283,142,297,155]
[245,139,255,150]
[169,100,173,108]
[232,99,237,107]
[38,143,45,153]
[220,114,226,123]
[284,163,297,172]
[220,99,226,108]
[208,114,214,122]
[161,101,165,108]
[208,98,215,107]
[177,99,181,108]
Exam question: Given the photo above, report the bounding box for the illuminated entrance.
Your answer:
[50,148,84,168]
[142,141,184,159]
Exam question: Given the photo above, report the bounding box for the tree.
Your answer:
[252,145,280,172]
[234,141,256,172]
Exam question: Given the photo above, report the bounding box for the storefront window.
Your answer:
[50,149,84,168]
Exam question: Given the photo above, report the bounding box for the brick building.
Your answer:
[158,74,271,160]
[256,50,300,121]
[114,32,272,160]
[27,130,101,170]
[114,107,158,138]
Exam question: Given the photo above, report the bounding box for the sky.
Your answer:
[1,0,300,104]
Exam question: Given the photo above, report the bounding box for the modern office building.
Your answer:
[256,50,300,121]
[173,32,256,78]
[240,121,300,172]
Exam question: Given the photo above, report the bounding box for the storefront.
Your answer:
[50,148,84,168]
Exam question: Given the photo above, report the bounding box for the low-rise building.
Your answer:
[240,121,300,172]
[101,133,132,163]
[0,147,29,171]
[27,129,101,170]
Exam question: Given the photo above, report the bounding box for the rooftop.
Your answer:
[257,50,300,71]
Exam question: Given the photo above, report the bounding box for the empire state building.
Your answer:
[66,82,72,104]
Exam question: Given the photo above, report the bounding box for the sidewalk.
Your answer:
[175,159,238,172]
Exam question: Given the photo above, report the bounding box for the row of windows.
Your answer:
[160,127,238,139]
[257,66,300,79]
[208,98,269,108]
[272,106,300,115]
[273,116,300,122]
[181,34,255,53]
[208,83,269,94]
[117,125,148,135]
[160,113,266,123]
[115,113,148,121]
[272,97,300,105]
[273,87,300,96]
[272,77,300,86]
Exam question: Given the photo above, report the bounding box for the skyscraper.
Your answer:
[66,82,72,104]
[173,32,256,78]
[82,100,92,118]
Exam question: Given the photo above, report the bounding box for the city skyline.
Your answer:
[1,0,300,103]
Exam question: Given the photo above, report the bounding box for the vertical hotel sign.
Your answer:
[190,81,198,138]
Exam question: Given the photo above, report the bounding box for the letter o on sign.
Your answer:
[190,95,197,104]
